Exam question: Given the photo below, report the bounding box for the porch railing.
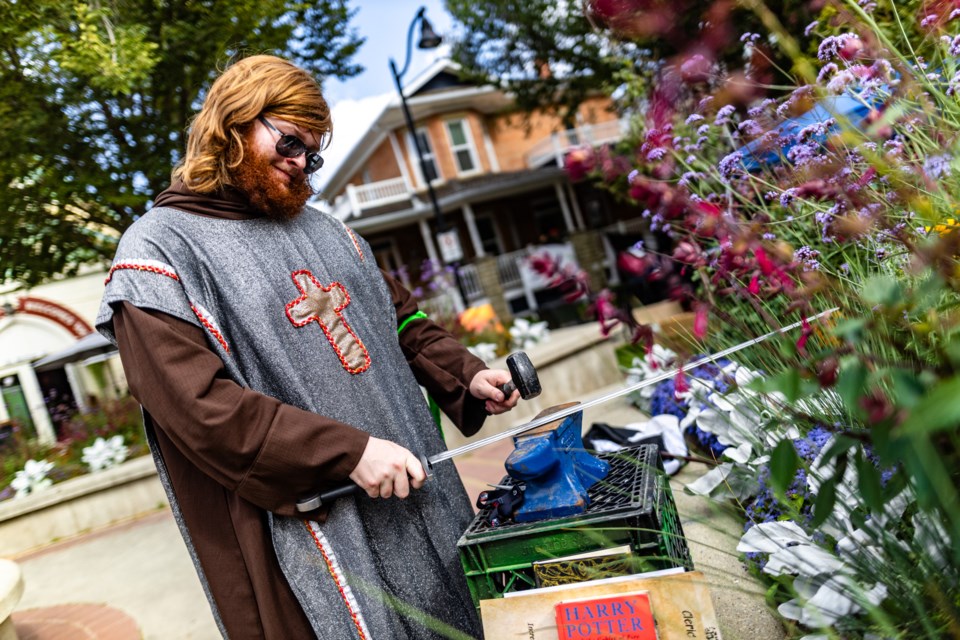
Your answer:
[331,176,413,219]
[525,117,630,169]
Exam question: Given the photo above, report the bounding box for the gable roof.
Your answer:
[318,59,512,201]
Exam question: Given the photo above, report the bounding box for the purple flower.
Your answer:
[738,119,764,136]
[714,105,737,126]
[779,188,798,208]
[795,245,822,271]
[924,154,952,179]
[817,63,838,83]
[686,113,705,125]
[718,151,744,181]
[804,20,819,37]
[647,147,668,161]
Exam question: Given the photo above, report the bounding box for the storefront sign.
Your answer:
[6,297,93,338]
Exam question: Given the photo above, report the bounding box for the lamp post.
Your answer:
[389,7,468,307]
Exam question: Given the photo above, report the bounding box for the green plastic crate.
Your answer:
[456,444,693,608]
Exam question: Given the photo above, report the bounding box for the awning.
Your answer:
[33,331,118,371]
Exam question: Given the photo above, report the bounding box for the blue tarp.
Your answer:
[736,89,889,171]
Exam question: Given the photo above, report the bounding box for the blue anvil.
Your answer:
[504,403,610,522]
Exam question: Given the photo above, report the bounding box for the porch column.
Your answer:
[474,256,512,325]
[419,218,440,265]
[461,203,486,258]
[388,132,415,190]
[554,182,577,233]
[566,182,586,230]
[570,229,608,293]
[64,362,88,413]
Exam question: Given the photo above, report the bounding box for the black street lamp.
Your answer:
[389,7,468,306]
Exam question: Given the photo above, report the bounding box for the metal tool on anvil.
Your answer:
[294,308,836,512]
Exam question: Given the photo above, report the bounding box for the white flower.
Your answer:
[82,435,129,472]
[509,318,550,350]
[738,521,890,627]
[11,459,55,498]
[467,342,498,363]
[623,346,678,410]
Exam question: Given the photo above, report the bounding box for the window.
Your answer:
[445,119,479,174]
[411,128,439,184]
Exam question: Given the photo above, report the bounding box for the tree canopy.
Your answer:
[0,0,364,286]
[444,0,819,125]
[444,0,630,128]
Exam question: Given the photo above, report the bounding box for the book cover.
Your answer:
[533,545,637,588]
[555,591,657,640]
[480,571,722,640]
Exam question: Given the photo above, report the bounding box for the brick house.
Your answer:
[320,59,648,324]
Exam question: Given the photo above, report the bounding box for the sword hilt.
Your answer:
[295,453,433,512]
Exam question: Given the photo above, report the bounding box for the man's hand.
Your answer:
[349,437,426,499]
[469,369,520,415]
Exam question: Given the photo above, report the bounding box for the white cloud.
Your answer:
[313,92,393,195]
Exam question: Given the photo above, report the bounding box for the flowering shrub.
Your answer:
[10,459,54,498]
[0,396,148,502]
[81,435,129,472]
[573,0,960,636]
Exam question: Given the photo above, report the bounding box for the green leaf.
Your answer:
[836,357,868,415]
[898,375,960,436]
[769,439,799,503]
[861,275,903,307]
[889,368,925,409]
[811,477,837,528]
[856,452,884,513]
[832,318,867,342]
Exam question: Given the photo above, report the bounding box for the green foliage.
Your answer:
[443,0,819,126]
[444,0,629,127]
[0,0,365,286]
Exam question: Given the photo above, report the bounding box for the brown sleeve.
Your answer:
[112,301,369,516]
[381,270,489,437]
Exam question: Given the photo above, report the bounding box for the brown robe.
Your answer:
[112,182,487,639]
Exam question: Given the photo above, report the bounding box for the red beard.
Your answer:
[231,147,313,221]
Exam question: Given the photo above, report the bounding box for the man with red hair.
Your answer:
[97,55,516,639]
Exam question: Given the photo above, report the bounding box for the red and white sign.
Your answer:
[437,229,464,263]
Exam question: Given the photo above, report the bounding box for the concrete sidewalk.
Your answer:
[10,387,784,639]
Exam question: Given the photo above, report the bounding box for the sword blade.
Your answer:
[428,307,837,467]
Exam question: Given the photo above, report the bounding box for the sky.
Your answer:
[317,0,457,191]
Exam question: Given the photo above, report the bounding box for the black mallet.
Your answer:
[497,351,541,401]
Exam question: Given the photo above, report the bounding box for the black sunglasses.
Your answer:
[257,116,324,174]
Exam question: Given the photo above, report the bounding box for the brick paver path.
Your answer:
[13,603,140,639]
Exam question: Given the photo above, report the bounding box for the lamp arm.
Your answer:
[393,6,427,83]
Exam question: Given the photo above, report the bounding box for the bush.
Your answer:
[0,396,148,502]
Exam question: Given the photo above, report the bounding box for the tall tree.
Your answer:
[0,0,363,286]
[444,0,630,128]
[444,0,819,125]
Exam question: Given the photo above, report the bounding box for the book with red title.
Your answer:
[555,591,657,640]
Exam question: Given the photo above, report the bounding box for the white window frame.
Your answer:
[408,127,441,187]
[444,118,482,176]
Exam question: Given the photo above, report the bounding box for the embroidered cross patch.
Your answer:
[285,270,371,375]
